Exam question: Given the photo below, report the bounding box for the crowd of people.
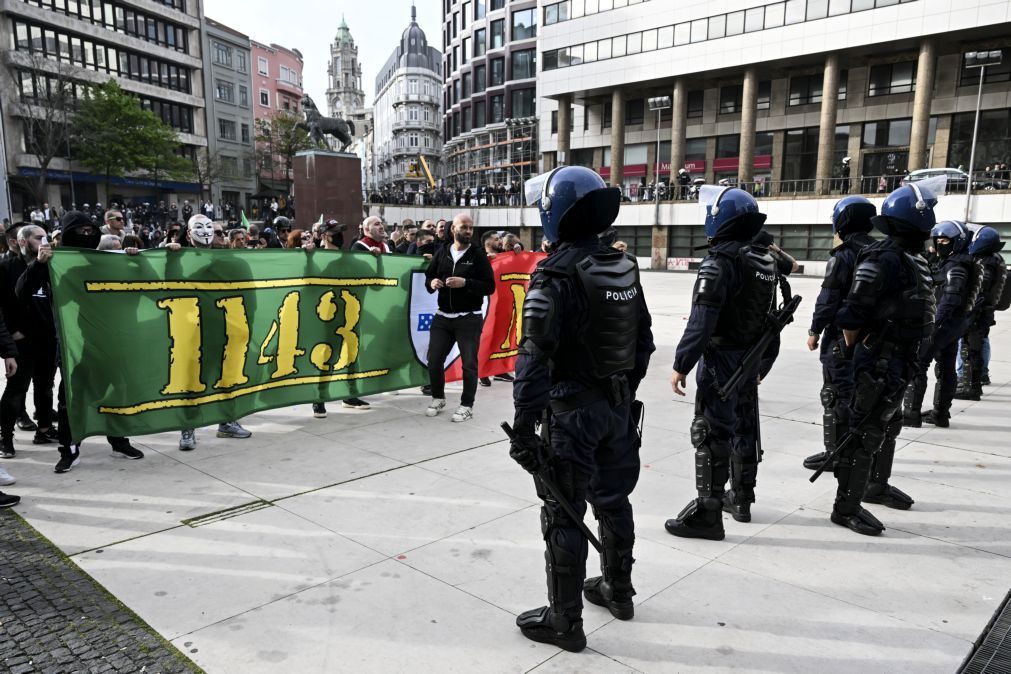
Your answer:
[0,205,539,506]
[369,182,526,207]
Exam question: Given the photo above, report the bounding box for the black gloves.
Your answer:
[509,411,544,474]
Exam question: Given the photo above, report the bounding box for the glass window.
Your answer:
[462,72,471,97]
[475,0,485,19]
[642,29,658,52]
[238,85,248,106]
[726,11,744,36]
[674,23,690,46]
[829,0,849,14]
[745,7,764,32]
[474,100,486,128]
[719,85,742,114]
[627,32,642,54]
[475,64,486,91]
[490,57,504,86]
[687,90,704,118]
[757,80,771,110]
[658,26,674,49]
[241,124,250,143]
[490,94,504,123]
[807,0,829,18]
[960,53,1011,86]
[490,19,504,49]
[543,49,559,71]
[474,29,486,57]
[709,15,726,39]
[511,49,535,79]
[690,19,707,43]
[512,88,535,117]
[789,74,823,105]
[785,0,805,23]
[868,61,917,96]
[598,38,611,60]
[625,98,644,125]
[584,41,598,62]
[765,2,785,27]
[512,8,535,40]
[851,0,874,9]
[612,35,626,58]
[716,135,740,158]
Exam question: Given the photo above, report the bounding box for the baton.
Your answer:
[501,422,603,553]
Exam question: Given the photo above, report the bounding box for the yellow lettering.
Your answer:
[214,297,250,389]
[499,283,527,350]
[158,297,206,395]
[257,291,305,378]
[310,289,362,372]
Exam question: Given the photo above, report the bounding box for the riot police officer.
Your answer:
[829,179,942,535]
[903,221,980,428]
[666,188,779,541]
[804,196,877,473]
[956,226,1007,400]
[509,166,654,652]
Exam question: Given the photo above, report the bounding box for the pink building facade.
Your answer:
[250,40,304,198]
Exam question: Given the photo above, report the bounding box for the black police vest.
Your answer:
[864,240,935,342]
[711,244,778,348]
[933,254,982,315]
[573,251,642,379]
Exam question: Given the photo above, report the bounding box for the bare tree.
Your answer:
[18,54,75,207]
[190,148,226,202]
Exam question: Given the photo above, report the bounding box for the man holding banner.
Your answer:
[424,214,495,423]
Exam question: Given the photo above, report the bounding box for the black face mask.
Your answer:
[417,242,435,255]
[934,239,954,259]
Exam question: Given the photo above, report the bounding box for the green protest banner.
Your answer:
[49,249,430,440]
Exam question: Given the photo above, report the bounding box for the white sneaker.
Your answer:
[0,464,15,486]
[426,398,447,417]
[179,429,196,451]
[451,406,473,423]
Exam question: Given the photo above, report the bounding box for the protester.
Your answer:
[424,213,495,423]
[229,230,248,249]
[97,235,122,251]
[177,215,252,451]
[29,212,145,472]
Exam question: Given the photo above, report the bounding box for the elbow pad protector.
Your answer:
[848,258,882,307]
[522,285,558,355]
[693,258,726,306]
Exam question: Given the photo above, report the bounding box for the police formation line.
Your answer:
[506,166,1007,652]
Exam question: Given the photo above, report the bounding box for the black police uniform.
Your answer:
[958,252,1006,398]
[512,236,654,650]
[833,238,934,534]
[904,251,981,425]
[807,232,876,470]
[666,240,779,539]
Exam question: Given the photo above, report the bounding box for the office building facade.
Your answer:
[2,0,206,212]
[202,17,255,216]
[374,5,443,195]
[441,0,539,190]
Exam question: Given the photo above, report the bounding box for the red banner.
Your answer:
[445,251,545,382]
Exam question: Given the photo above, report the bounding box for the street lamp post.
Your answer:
[962,50,1003,222]
[648,96,672,226]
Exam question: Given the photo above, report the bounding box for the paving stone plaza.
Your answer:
[2,273,1009,673]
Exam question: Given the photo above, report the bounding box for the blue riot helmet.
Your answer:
[930,220,969,259]
[525,166,621,243]
[968,226,1005,256]
[831,195,876,236]
[700,186,766,240]
[871,176,946,240]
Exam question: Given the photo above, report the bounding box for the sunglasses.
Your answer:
[109,216,124,221]
[213,230,225,237]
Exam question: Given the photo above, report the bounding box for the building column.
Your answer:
[557,94,572,166]
[651,225,668,271]
[738,67,757,184]
[609,90,625,187]
[670,78,687,173]
[815,53,841,195]
[908,38,936,171]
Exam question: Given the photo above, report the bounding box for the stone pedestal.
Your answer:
[293,150,362,246]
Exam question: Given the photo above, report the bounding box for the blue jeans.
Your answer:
[956,337,991,377]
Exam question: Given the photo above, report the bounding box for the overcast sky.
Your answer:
[203,0,442,106]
